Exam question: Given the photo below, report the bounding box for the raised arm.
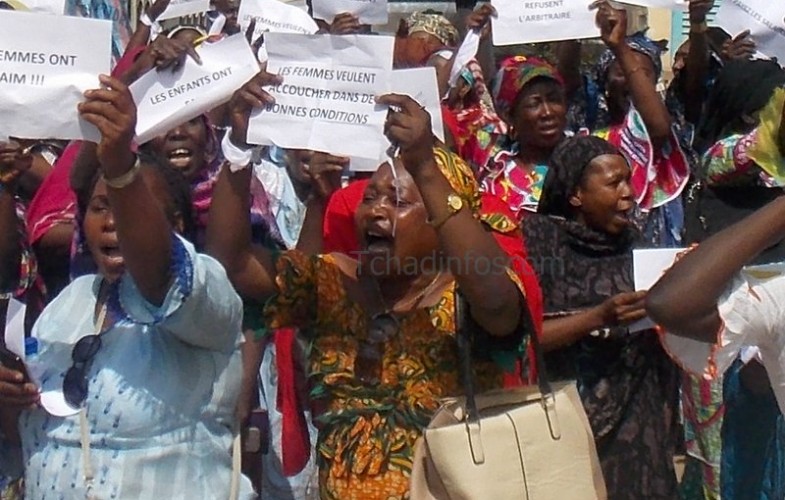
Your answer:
[124,0,171,55]
[681,0,714,124]
[77,75,172,306]
[595,1,672,148]
[377,93,521,337]
[555,40,583,101]
[647,196,785,341]
[205,72,283,303]
[294,152,346,254]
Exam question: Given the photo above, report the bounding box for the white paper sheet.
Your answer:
[3,298,26,359]
[491,0,597,46]
[312,0,388,25]
[157,0,210,20]
[714,0,785,63]
[629,248,686,333]
[0,11,110,141]
[248,33,394,159]
[8,0,65,14]
[615,0,685,8]
[448,29,480,89]
[238,0,319,40]
[131,34,260,144]
[351,67,445,171]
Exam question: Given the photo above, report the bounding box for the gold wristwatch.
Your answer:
[427,193,464,229]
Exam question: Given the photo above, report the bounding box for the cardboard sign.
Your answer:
[131,34,259,144]
[0,11,111,141]
[311,0,388,25]
[491,0,597,46]
[247,33,394,159]
[714,0,785,62]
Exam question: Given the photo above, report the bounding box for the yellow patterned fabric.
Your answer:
[262,251,524,500]
[406,11,458,47]
[747,87,785,183]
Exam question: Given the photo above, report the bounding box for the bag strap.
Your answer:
[455,289,551,426]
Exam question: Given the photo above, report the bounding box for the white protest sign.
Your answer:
[0,11,110,141]
[714,0,785,63]
[629,247,686,332]
[248,33,394,159]
[613,0,685,9]
[131,34,259,144]
[312,0,388,25]
[6,0,65,14]
[448,29,480,89]
[491,0,597,46]
[351,67,445,171]
[157,0,210,20]
[238,0,319,40]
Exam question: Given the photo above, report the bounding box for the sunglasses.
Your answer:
[355,313,400,385]
[63,334,103,409]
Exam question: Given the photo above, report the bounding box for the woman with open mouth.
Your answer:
[207,70,544,499]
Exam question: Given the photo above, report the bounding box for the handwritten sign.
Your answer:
[0,12,110,141]
[4,0,65,14]
[613,0,685,8]
[311,0,388,25]
[248,33,393,160]
[491,0,597,46]
[131,34,259,144]
[714,0,785,62]
[238,0,319,40]
[157,0,210,21]
[350,67,445,172]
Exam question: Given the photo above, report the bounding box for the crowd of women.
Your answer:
[1,0,785,497]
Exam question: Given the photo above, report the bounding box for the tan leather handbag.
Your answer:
[410,293,607,500]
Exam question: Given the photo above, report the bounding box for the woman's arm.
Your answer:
[595,1,672,148]
[294,152,346,254]
[682,0,714,125]
[206,72,285,303]
[124,0,171,55]
[647,196,785,341]
[77,75,172,306]
[555,40,583,101]
[377,93,520,337]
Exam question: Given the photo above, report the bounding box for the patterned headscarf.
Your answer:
[432,147,516,233]
[596,32,663,92]
[490,55,564,124]
[407,11,459,48]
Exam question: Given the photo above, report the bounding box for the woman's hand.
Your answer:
[592,0,627,51]
[227,71,281,149]
[147,35,202,72]
[306,152,347,201]
[0,365,38,409]
[377,93,434,172]
[330,13,362,35]
[688,0,713,24]
[0,141,32,188]
[594,291,647,327]
[721,30,756,61]
[78,75,137,178]
[466,4,496,40]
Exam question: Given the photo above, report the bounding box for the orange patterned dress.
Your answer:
[263,250,528,499]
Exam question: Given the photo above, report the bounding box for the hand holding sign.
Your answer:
[466,4,496,41]
[228,70,281,148]
[722,30,757,61]
[688,0,714,24]
[307,152,347,201]
[330,13,363,35]
[148,35,202,72]
[146,0,173,22]
[377,93,434,173]
[594,291,648,328]
[592,0,627,50]
[0,141,32,187]
[79,75,137,176]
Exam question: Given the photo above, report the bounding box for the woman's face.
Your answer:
[354,161,439,277]
[511,78,567,151]
[83,168,180,282]
[149,116,208,181]
[571,154,634,235]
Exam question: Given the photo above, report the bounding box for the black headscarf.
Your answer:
[538,135,620,219]
[696,59,785,152]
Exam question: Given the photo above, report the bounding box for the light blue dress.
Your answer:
[17,236,255,499]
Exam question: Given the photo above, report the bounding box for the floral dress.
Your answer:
[263,251,529,500]
[479,144,549,220]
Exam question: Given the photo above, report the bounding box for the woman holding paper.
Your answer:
[0,75,255,499]
[207,71,542,499]
[522,136,680,499]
